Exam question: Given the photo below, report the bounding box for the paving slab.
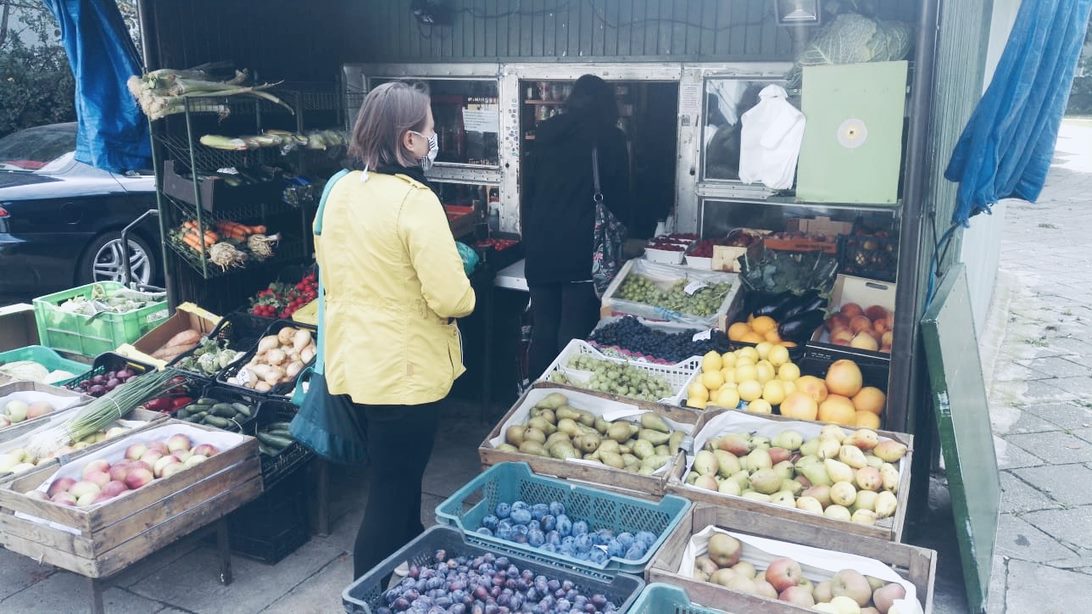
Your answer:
[999,471,1063,513]
[0,547,56,601]
[109,534,203,588]
[1021,506,1092,552]
[1006,407,1061,435]
[1012,463,1092,507]
[129,538,344,614]
[1044,376,1092,399]
[1022,401,1092,429]
[1022,356,1092,378]
[1022,378,1078,402]
[994,512,1077,563]
[1005,431,1092,465]
[0,571,167,613]
[985,556,1007,614]
[259,552,352,614]
[1004,560,1092,614]
[994,435,1047,470]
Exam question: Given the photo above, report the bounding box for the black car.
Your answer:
[0,123,160,294]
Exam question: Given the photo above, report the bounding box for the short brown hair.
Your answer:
[348,81,430,169]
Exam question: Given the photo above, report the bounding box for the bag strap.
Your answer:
[312,169,351,376]
[591,147,604,205]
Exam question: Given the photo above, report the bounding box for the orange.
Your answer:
[854,411,881,429]
[727,322,751,341]
[750,316,777,335]
[740,332,764,344]
[818,395,856,426]
[764,330,782,343]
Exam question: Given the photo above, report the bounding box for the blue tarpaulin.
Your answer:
[41,0,151,173]
[945,0,1092,226]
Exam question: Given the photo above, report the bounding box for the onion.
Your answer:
[257,336,280,353]
[300,346,315,364]
[116,369,134,380]
[277,327,296,345]
[285,361,304,379]
[105,378,121,390]
[265,348,287,365]
[292,329,312,353]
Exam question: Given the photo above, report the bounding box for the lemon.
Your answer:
[686,397,708,410]
[721,352,737,367]
[702,351,723,373]
[762,380,786,406]
[755,342,773,360]
[735,364,757,383]
[714,387,741,409]
[768,345,791,367]
[755,363,775,384]
[701,371,725,391]
[780,380,797,397]
[720,368,736,384]
[746,399,773,415]
[778,362,801,382]
[737,346,759,363]
[688,381,710,402]
[738,380,763,402]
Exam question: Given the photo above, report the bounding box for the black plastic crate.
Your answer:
[216,319,317,397]
[65,351,153,397]
[343,526,645,614]
[225,470,310,565]
[251,398,313,488]
[170,384,262,432]
[838,232,898,282]
[167,313,272,379]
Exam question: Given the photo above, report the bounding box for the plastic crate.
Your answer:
[166,313,262,380]
[171,384,262,433]
[64,352,153,396]
[541,339,699,405]
[600,260,743,329]
[629,584,728,614]
[343,526,645,614]
[435,462,691,576]
[33,282,169,357]
[0,345,90,386]
[838,232,898,282]
[251,398,313,488]
[216,319,317,397]
[225,470,310,564]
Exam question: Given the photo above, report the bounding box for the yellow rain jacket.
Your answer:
[316,171,475,405]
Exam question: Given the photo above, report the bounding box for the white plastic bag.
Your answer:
[739,84,806,190]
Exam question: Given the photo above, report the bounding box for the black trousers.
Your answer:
[353,400,441,579]
[528,282,601,378]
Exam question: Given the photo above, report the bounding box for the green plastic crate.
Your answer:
[629,583,728,614]
[33,282,169,357]
[0,345,90,386]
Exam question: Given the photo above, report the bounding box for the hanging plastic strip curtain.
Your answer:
[41,0,151,173]
[944,0,1092,226]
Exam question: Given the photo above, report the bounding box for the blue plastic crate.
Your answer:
[343,526,644,614]
[628,583,728,614]
[435,462,690,577]
[0,345,90,386]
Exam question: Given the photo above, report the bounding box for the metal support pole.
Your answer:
[216,518,233,585]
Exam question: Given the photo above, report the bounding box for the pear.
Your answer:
[751,436,771,449]
[803,485,832,507]
[830,481,858,507]
[745,448,773,471]
[772,460,795,481]
[685,471,700,484]
[741,491,772,502]
[749,469,784,495]
[799,463,833,487]
[819,424,847,442]
[795,454,821,468]
[772,430,804,451]
[640,412,671,433]
[856,467,883,492]
[865,454,884,469]
[796,496,824,514]
[875,491,898,518]
[824,459,855,484]
[817,437,841,459]
[799,437,820,457]
[769,491,796,508]
[853,490,878,512]
[824,504,852,522]
[874,440,908,462]
[847,429,879,451]
[851,509,878,526]
[714,450,742,477]
[729,470,751,488]
[839,445,868,469]
[639,429,670,445]
[718,479,742,496]
[718,434,752,456]
[880,463,900,492]
[780,477,805,497]
[694,475,719,491]
[668,431,686,455]
[693,450,717,476]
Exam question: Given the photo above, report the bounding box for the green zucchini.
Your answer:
[257,432,293,449]
[211,403,237,417]
[231,402,253,417]
[203,415,231,428]
[195,397,217,406]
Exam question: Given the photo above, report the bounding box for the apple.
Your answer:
[140,450,164,467]
[765,558,803,592]
[124,467,154,490]
[192,444,219,457]
[832,569,873,607]
[707,533,742,568]
[873,583,907,614]
[724,574,757,595]
[51,492,77,506]
[84,470,111,488]
[101,480,128,498]
[47,477,76,498]
[81,459,111,480]
[779,585,815,607]
[830,595,863,614]
[109,463,131,483]
[167,434,192,453]
[754,580,778,599]
[147,441,169,454]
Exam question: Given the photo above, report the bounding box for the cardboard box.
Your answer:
[807,274,896,362]
[115,303,221,369]
[786,216,854,237]
[0,305,39,353]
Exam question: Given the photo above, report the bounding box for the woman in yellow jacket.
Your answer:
[316,82,475,578]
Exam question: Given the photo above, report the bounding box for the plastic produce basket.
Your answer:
[64,351,153,394]
[171,384,263,433]
[33,282,168,357]
[541,339,699,405]
[166,313,264,380]
[251,398,312,488]
[216,319,317,397]
[343,526,645,614]
[600,259,742,329]
[628,583,728,614]
[435,462,691,576]
[0,345,90,386]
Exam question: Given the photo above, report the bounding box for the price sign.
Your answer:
[692,329,713,342]
[684,280,708,295]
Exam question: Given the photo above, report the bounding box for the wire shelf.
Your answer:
[157,133,268,175]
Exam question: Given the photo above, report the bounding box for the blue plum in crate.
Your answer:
[481,514,499,531]
[494,502,511,519]
[556,514,573,537]
[589,549,610,565]
[616,532,634,548]
[546,532,561,546]
[531,503,550,521]
[510,508,533,525]
[625,543,647,560]
[572,521,589,537]
[528,529,546,547]
[496,526,513,541]
[527,519,541,532]
[476,527,493,537]
[549,501,565,516]
[606,541,626,558]
[541,514,557,532]
[511,501,529,513]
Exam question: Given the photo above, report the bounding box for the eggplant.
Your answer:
[776,290,822,321]
[778,309,826,343]
[783,295,828,321]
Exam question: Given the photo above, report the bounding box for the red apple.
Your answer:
[47,477,76,498]
[765,558,803,592]
[779,585,815,607]
[873,582,907,614]
[124,467,154,490]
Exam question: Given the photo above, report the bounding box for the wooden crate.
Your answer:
[479,382,708,497]
[0,381,90,444]
[0,420,261,578]
[667,408,913,542]
[648,504,936,614]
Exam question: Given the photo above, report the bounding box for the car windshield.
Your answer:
[0,123,77,171]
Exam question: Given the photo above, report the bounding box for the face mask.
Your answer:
[410,130,438,170]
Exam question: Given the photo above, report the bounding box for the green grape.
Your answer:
[616,274,731,317]
[565,355,673,401]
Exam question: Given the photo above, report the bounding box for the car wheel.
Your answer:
[78,232,157,286]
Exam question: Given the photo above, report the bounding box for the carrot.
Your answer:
[247,224,266,234]
[181,233,204,252]
[227,230,249,241]
[218,221,248,233]
[182,220,198,231]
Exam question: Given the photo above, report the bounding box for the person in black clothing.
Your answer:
[523,75,631,378]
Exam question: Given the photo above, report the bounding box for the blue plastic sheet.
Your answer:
[41,0,151,173]
[945,0,1092,226]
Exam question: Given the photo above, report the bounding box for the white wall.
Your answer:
[960,0,1022,334]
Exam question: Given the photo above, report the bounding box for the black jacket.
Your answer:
[523,113,631,285]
